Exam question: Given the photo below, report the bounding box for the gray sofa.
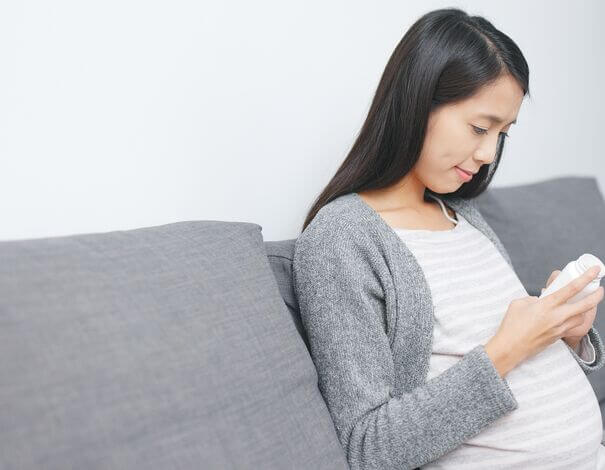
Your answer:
[1,176,604,469]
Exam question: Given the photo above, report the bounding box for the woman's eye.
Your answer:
[471,125,510,139]
[472,125,488,135]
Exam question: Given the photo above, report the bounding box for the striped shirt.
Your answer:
[395,194,604,469]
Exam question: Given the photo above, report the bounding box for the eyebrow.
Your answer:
[478,113,517,125]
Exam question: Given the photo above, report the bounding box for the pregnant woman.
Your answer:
[293,7,605,470]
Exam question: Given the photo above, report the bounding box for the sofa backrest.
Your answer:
[0,220,349,470]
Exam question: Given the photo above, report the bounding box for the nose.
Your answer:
[474,134,501,165]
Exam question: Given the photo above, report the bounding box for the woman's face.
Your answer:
[414,74,525,193]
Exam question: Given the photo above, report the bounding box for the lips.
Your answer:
[456,167,474,176]
[455,166,473,182]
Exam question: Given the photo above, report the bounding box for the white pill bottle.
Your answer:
[538,253,605,303]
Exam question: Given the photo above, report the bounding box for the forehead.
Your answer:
[457,75,524,123]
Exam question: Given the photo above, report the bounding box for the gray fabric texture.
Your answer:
[292,190,605,470]
[264,239,308,351]
[0,221,348,470]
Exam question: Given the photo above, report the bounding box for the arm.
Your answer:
[293,224,519,470]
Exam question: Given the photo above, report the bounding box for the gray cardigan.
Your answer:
[292,191,605,470]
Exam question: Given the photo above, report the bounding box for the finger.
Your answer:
[546,270,561,288]
[559,310,589,334]
[543,266,601,307]
[559,285,604,319]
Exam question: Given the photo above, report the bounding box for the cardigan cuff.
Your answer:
[573,334,596,364]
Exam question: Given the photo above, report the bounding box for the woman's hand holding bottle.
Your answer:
[485,265,604,378]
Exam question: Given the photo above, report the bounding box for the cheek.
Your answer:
[420,125,471,169]
[448,128,474,162]
[419,153,454,174]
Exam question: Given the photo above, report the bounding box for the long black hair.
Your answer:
[301,7,530,233]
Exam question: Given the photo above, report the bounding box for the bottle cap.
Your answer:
[578,253,605,279]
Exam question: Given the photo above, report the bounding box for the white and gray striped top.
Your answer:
[396,194,603,469]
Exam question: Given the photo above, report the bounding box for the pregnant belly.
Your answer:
[424,340,603,469]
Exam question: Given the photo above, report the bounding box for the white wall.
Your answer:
[1,0,603,242]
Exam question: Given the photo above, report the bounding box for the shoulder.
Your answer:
[306,193,365,227]
[294,194,387,282]
[296,193,373,253]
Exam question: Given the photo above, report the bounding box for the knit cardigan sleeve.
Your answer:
[573,334,596,363]
[564,327,605,373]
[293,220,519,470]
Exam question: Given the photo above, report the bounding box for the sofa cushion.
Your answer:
[0,221,348,470]
[264,239,309,351]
